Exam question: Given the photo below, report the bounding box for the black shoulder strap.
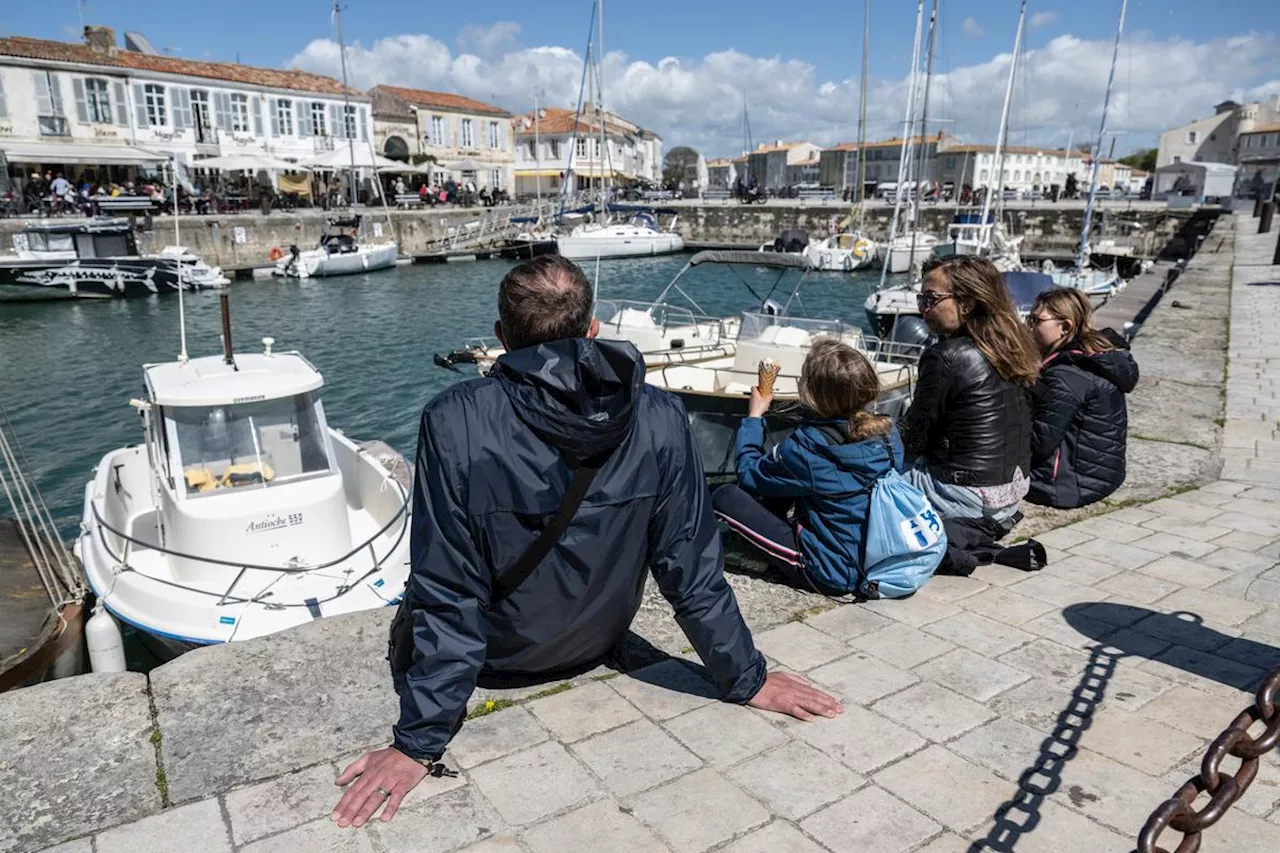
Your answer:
[816,424,847,445]
[490,462,603,606]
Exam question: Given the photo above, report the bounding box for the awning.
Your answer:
[0,141,168,166]
[515,169,564,178]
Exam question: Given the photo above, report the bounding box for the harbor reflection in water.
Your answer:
[0,254,891,534]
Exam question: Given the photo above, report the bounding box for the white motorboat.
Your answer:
[274,215,398,279]
[881,231,940,274]
[802,232,878,272]
[555,212,684,260]
[76,313,410,661]
[1044,264,1123,298]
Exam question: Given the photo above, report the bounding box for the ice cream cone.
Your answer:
[758,358,781,395]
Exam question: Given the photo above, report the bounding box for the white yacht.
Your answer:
[555,211,684,260]
[76,325,411,662]
[881,231,940,274]
[274,215,398,279]
[802,232,878,272]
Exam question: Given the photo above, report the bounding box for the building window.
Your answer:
[275,98,294,135]
[144,83,167,126]
[84,78,112,123]
[1014,170,1022,182]
[343,105,357,139]
[33,70,68,136]
[549,140,561,159]
[576,137,587,158]
[310,102,327,136]
[980,169,989,183]
[0,74,6,120]
[488,121,500,149]
[523,140,536,160]
[1186,130,1198,144]
[461,118,474,148]
[229,93,249,132]
[1173,155,1182,164]
[491,169,501,188]
[429,115,445,145]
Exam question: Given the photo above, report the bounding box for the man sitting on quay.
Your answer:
[331,255,842,828]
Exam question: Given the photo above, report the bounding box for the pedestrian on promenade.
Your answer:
[1026,287,1139,508]
[900,255,1040,530]
[711,340,904,592]
[331,255,842,829]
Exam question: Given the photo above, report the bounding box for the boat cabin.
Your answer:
[11,219,139,261]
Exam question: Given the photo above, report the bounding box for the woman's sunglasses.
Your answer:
[916,291,953,312]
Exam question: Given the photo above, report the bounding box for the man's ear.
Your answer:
[586,317,600,340]
[494,320,506,349]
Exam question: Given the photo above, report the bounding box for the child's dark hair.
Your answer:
[797,339,891,441]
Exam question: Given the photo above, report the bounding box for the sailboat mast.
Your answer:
[877,0,925,291]
[170,156,187,363]
[1078,0,1128,268]
[596,0,608,211]
[908,0,939,266]
[853,0,870,215]
[333,2,358,208]
[978,0,1025,251]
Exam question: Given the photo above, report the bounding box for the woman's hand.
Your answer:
[748,386,772,418]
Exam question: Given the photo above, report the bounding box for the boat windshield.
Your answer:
[168,393,331,496]
[24,232,75,252]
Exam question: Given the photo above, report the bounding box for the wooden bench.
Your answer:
[797,188,836,203]
[395,193,424,209]
[702,189,732,202]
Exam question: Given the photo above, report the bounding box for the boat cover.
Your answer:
[689,250,812,270]
[1002,271,1057,313]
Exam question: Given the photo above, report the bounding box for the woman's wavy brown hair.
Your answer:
[922,255,1041,387]
[799,339,891,441]
[1032,287,1117,356]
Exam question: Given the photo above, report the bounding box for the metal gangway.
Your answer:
[422,191,597,254]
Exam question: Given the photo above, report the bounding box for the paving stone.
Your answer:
[719,821,828,853]
[987,678,1082,730]
[1221,497,1280,522]
[1076,709,1204,774]
[753,622,851,672]
[36,842,92,853]
[872,682,996,742]
[628,769,770,853]
[366,785,504,853]
[1207,512,1280,539]
[238,817,377,853]
[877,746,1021,834]
[1216,636,1280,670]
[1069,537,1162,569]
[726,741,865,821]
[1130,612,1238,653]
[803,604,894,640]
[1043,747,1173,834]
[1128,531,1219,559]
[982,799,1134,853]
[1072,516,1156,546]
[857,595,962,628]
[1096,627,1174,660]
[1211,530,1278,552]
[958,586,1056,626]
[785,703,925,773]
[950,717,1056,783]
[912,833,972,853]
[225,762,353,846]
[1099,663,1179,712]
[1138,555,1236,589]
[800,786,941,853]
[1070,599,1153,628]
[1203,481,1252,497]
[1203,546,1280,574]
[971,562,1040,587]
[913,648,1031,702]
[1019,608,1116,650]
[521,800,670,853]
[1107,506,1161,526]
[606,661,720,722]
[453,837,523,853]
[468,742,598,826]
[807,651,919,705]
[1034,525,1096,551]
[662,701,788,768]
[1192,806,1280,852]
[1169,489,1236,508]
[1143,514,1236,542]
[1139,644,1265,696]
[96,799,230,853]
[848,622,957,668]
[1009,573,1114,608]
[1144,497,1224,524]
[1166,753,1280,820]
[1097,571,1184,604]
[998,638,1092,680]
[1034,555,1126,588]
[571,718,701,797]
[1139,686,1260,739]
[1212,574,1280,605]
[0,673,160,853]
[448,707,550,770]
[526,682,642,743]
[917,573,989,601]
[1154,587,1267,627]
[923,611,1035,657]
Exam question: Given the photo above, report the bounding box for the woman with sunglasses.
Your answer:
[1026,287,1139,508]
[900,256,1041,529]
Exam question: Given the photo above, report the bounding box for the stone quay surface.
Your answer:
[3,213,1279,853]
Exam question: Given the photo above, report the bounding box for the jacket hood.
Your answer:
[493,338,642,464]
[787,422,900,496]
[1048,338,1140,394]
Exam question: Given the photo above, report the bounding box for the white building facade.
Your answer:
[1156,97,1280,169]
[510,105,661,198]
[936,145,1086,194]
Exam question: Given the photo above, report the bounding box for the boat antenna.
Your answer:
[907,0,939,275]
[876,0,925,292]
[171,155,188,364]
[854,0,869,217]
[1078,0,1128,270]
[333,1,358,209]
[219,292,237,369]
[980,0,1025,252]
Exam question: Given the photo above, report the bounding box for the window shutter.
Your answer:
[169,87,184,127]
[133,83,147,127]
[252,96,264,136]
[269,99,279,137]
[113,80,128,124]
[0,76,7,120]
[359,106,368,142]
[182,88,193,127]
[72,78,89,123]
[47,74,65,115]
[34,71,53,115]
[214,92,230,131]
[298,102,311,137]
[329,103,341,138]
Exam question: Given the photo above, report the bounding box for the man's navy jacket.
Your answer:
[391,337,767,760]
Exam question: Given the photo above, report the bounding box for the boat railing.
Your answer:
[597,299,730,341]
[87,480,410,609]
[738,310,849,344]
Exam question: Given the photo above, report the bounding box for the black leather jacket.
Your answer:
[902,333,1033,487]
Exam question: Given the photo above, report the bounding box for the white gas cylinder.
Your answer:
[86,605,127,673]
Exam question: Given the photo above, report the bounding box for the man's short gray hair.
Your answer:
[497,255,594,351]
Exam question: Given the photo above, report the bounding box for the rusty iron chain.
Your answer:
[1138,664,1280,853]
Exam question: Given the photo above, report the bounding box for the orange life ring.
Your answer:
[268,246,285,261]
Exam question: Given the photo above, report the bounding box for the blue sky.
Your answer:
[5,1,1278,155]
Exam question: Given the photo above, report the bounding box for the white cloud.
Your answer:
[1029,11,1059,30]
[962,17,985,38]
[456,21,523,60]
[287,29,1280,158]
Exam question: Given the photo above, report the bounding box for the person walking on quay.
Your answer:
[331,255,842,829]
[1026,287,1139,508]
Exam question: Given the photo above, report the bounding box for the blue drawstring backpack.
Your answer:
[860,468,947,599]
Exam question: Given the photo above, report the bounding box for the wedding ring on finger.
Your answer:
[376,787,391,798]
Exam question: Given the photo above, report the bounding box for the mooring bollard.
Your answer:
[1260,202,1275,235]
[1273,227,1280,266]
[1254,196,1264,217]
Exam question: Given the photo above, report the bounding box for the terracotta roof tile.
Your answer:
[0,35,358,96]
[373,85,509,117]
[512,107,631,138]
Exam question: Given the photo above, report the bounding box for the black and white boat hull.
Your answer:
[0,258,219,301]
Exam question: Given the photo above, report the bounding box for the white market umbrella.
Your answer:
[303,142,402,170]
[377,162,434,175]
[192,153,310,172]
[696,153,709,192]
[444,159,485,173]
[727,161,738,187]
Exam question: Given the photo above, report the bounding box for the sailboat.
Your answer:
[802,0,879,274]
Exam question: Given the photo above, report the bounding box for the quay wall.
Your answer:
[0,204,1202,271]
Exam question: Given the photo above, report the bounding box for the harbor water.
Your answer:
[0,255,895,536]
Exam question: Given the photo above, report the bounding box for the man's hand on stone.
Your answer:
[331,747,428,827]
[747,671,844,721]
